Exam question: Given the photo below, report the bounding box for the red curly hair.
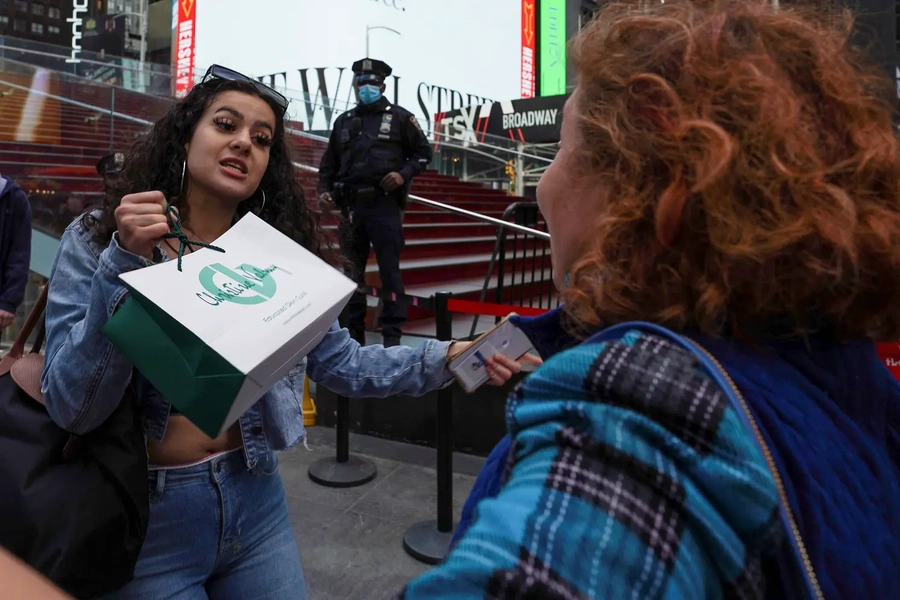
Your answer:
[563,0,900,341]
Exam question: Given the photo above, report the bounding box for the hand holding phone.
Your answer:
[448,317,539,392]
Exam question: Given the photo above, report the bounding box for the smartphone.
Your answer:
[448,316,535,392]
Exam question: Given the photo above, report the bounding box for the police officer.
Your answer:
[318,58,432,347]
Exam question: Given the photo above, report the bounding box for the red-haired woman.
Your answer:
[401,1,900,598]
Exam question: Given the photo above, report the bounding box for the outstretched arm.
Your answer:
[306,322,452,397]
[304,322,538,398]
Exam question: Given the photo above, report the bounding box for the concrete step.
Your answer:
[365,252,550,288]
[405,235,495,247]
[405,269,554,299]
[323,221,500,240]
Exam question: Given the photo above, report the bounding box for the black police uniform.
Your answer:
[317,58,432,346]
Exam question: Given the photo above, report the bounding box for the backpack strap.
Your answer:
[0,284,48,376]
[583,322,821,600]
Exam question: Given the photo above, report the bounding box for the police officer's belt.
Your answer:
[334,183,392,205]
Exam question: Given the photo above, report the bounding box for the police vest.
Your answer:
[336,105,408,186]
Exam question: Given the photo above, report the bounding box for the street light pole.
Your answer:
[365,25,400,57]
[139,0,147,88]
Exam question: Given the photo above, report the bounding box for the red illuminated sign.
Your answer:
[877,342,900,381]
[173,0,197,99]
[521,0,536,98]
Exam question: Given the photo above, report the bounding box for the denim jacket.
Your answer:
[40,215,453,471]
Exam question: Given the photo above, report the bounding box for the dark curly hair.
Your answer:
[85,78,327,258]
[563,0,900,342]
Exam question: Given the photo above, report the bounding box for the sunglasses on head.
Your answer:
[201,64,290,116]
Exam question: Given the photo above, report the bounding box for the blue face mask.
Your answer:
[358,84,382,105]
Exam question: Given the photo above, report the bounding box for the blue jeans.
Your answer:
[101,449,306,599]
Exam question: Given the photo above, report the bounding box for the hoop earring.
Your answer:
[179,160,187,197]
[255,190,267,215]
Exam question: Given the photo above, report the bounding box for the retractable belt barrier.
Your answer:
[355,286,435,311]
[306,289,549,565]
[355,285,550,319]
[446,298,547,318]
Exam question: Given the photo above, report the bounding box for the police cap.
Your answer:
[96,152,125,176]
[352,58,392,85]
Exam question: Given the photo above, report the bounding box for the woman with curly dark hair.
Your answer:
[39,66,529,599]
[402,1,900,598]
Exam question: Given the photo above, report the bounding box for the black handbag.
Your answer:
[0,285,150,599]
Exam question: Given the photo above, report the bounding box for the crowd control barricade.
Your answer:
[306,290,436,488]
[307,283,548,563]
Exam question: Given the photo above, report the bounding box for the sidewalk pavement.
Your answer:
[283,426,485,600]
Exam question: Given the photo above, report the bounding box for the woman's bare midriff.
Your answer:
[148,244,244,466]
[147,417,243,466]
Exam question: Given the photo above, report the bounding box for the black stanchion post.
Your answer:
[308,393,378,488]
[435,296,454,534]
[403,291,456,565]
[335,394,350,463]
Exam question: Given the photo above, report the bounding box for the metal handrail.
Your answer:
[288,121,551,164]
[0,76,550,240]
[288,128,508,169]
[0,44,168,77]
[469,200,554,337]
[292,162,550,239]
[0,77,152,124]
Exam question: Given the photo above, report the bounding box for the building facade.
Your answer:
[0,0,71,48]
[564,0,898,96]
[0,0,169,64]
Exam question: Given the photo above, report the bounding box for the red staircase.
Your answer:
[289,137,549,329]
[0,70,548,337]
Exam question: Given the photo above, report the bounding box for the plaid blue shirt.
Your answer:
[400,329,783,599]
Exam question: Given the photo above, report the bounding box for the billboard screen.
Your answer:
[185,0,524,133]
[539,0,566,96]
[521,0,536,98]
[436,94,566,145]
[171,0,197,98]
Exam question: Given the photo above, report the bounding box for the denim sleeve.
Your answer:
[41,228,154,434]
[306,322,453,398]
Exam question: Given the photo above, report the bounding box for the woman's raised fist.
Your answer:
[114,191,170,259]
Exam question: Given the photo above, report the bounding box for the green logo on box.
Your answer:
[197,263,279,306]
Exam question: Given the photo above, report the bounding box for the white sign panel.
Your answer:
[66,0,88,64]
[192,0,523,133]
